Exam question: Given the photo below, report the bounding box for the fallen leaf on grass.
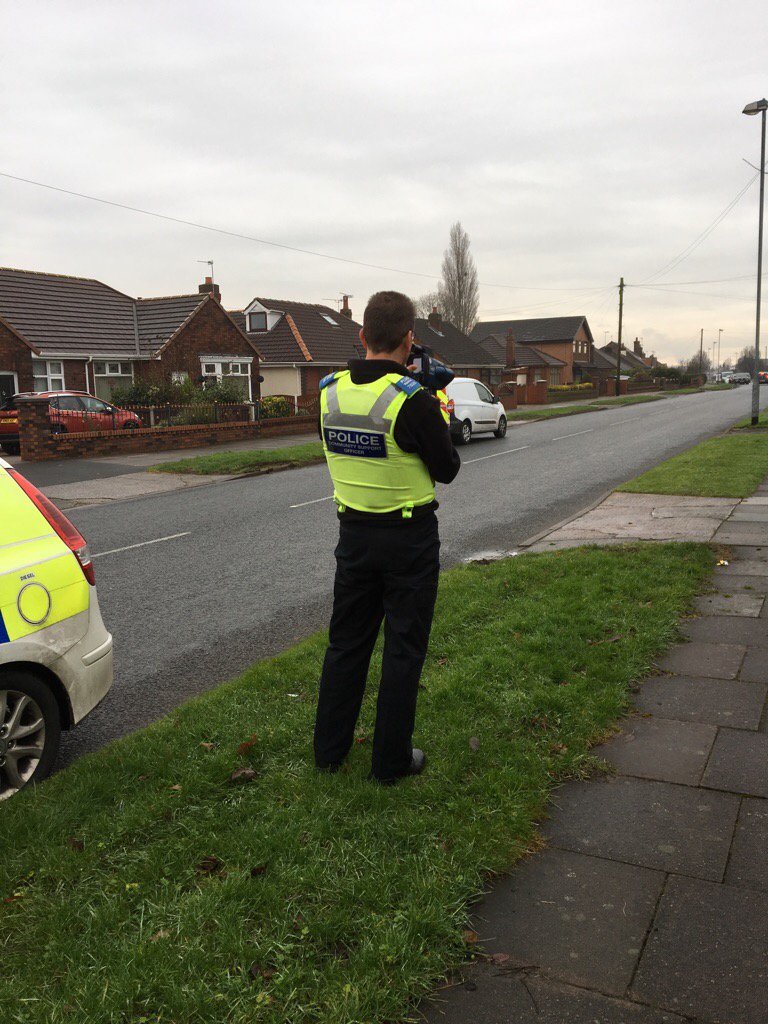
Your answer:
[587,634,623,646]
[462,929,479,944]
[249,963,276,982]
[199,742,216,751]
[229,767,258,785]
[169,784,182,792]
[469,737,481,752]
[195,855,226,877]
[250,865,267,877]
[150,928,170,942]
[550,743,568,755]
[66,838,84,853]
[237,734,259,756]
[490,953,510,965]
[437,657,449,667]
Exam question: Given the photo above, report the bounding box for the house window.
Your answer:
[248,312,267,332]
[550,368,561,385]
[321,314,339,326]
[199,357,252,399]
[32,359,64,393]
[92,361,134,400]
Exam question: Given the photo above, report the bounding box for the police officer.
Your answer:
[314,291,460,785]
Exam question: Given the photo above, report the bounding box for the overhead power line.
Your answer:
[0,170,609,295]
[638,173,759,285]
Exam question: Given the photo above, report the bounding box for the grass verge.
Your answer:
[0,543,713,1023]
[733,406,768,429]
[151,441,324,475]
[617,433,768,497]
[590,394,666,407]
[509,403,606,420]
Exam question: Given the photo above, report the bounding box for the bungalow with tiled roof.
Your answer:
[471,315,598,385]
[0,269,261,405]
[413,309,505,388]
[230,294,363,399]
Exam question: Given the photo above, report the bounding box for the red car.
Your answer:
[0,391,141,455]
[759,372,768,385]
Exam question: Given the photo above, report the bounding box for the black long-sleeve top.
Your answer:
[318,358,461,521]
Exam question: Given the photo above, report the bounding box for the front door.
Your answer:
[0,374,16,406]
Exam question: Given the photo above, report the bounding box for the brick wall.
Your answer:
[0,321,34,392]
[17,395,315,462]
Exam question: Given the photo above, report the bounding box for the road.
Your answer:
[58,387,766,768]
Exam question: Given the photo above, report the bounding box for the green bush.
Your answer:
[547,383,595,393]
[111,376,248,408]
[259,395,293,418]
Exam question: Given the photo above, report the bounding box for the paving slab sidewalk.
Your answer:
[422,486,768,1024]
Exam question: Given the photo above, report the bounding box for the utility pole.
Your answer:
[615,277,624,397]
[698,328,704,379]
[718,329,723,380]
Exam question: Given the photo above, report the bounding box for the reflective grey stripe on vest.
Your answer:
[322,381,402,432]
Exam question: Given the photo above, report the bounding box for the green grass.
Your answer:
[618,433,768,497]
[152,441,324,475]
[0,543,713,1024]
[590,394,666,407]
[733,407,768,429]
[510,403,606,420]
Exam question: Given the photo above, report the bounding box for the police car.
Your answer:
[0,457,112,799]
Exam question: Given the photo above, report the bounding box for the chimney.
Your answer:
[633,336,644,357]
[340,294,353,319]
[198,275,221,302]
[505,328,516,368]
[428,305,442,332]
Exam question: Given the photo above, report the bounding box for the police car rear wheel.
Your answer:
[458,420,472,445]
[0,673,61,800]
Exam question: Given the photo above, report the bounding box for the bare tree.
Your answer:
[437,222,479,335]
[734,346,768,373]
[413,291,441,317]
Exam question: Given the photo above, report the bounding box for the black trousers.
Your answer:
[314,513,440,780]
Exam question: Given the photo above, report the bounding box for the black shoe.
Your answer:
[316,760,344,774]
[370,749,427,786]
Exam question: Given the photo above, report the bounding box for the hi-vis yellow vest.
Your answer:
[319,370,435,517]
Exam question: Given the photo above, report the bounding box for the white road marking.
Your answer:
[463,445,530,465]
[92,532,191,558]
[290,495,334,509]
[551,428,594,441]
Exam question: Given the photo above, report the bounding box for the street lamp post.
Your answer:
[743,98,767,425]
[718,329,723,381]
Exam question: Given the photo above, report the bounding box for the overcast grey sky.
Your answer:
[2,0,767,364]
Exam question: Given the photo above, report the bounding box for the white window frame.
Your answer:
[0,370,19,396]
[248,312,268,332]
[92,360,134,400]
[32,359,65,393]
[199,355,253,400]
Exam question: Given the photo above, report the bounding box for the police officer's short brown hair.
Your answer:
[363,291,415,354]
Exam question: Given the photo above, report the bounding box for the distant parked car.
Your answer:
[731,373,752,386]
[0,391,141,455]
[446,377,507,445]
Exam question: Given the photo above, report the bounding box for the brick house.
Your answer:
[414,310,505,388]
[473,330,567,403]
[229,294,363,399]
[0,269,261,406]
[471,315,597,385]
[599,340,656,375]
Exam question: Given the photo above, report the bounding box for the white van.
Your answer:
[446,377,507,445]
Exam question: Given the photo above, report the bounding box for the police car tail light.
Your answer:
[9,470,96,586]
